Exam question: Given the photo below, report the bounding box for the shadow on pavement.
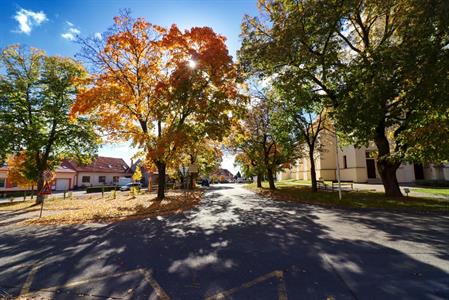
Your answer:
[0,185,448,299]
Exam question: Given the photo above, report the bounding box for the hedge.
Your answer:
[86,186,118,194]
[415,180,449,187]
[0,190,37,198]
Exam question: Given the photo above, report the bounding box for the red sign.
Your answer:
[38,182,52,196]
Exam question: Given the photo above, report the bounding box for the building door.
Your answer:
[55,179,70,191]
[366,159,376,179]
[414,164,424,180]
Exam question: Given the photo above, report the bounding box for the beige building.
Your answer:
[0,165,76,192]
[278,131,449,183]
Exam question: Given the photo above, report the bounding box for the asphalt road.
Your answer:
[1,184,449,299]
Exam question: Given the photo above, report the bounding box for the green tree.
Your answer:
[271,83,328,192]
[230,87,299,190]
[0,45,98,203]
[240,0,449,196]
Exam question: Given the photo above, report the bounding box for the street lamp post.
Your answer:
[335,133,342,200]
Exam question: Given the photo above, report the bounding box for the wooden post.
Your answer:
[39,196,44,218]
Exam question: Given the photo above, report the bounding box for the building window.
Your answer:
[82,176,90,183]
[99,176,106,183]
[113,176,119,183]
[0,178,5,188]
[343,156,347,169]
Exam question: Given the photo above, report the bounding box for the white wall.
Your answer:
[75,172,127,187]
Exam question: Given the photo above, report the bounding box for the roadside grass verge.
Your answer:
[246,181,449,212]
[0,190,202,225]
[413,188,449,196]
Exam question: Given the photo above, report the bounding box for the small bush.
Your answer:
[415,180,449,187]
[86,186,117,194]
[1,190,37,198]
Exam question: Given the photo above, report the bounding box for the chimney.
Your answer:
[130,159,134,167]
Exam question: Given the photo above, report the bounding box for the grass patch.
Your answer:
[246,181,449,212]
[0,190,202,225]
[413,188,449,196]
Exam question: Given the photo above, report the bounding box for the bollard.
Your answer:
[24,191,26,201]
[102,187,104,198]
[64,190,66,200]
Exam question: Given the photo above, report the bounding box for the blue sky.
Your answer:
[0,0,257,174]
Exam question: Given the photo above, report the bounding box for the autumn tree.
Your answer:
[240,0,449,196]
[132,164,143,183]
[175,137,223,188]
[229,120,266,187]
[234,152,264,187]
[72,12,243,199]
[0,45,98,203]
[6,153,37,191]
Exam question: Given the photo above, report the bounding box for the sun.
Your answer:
[188,59,197,69]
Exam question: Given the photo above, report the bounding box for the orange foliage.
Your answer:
[72,13,244,174]
[7,153,36,188]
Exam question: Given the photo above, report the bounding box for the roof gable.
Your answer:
[62,156,129,173]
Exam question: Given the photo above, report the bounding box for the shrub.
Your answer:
[415,180,449,187]
[86,186,117,194]
[0,190,37,198]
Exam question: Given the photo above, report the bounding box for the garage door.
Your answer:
[55,179,70,191]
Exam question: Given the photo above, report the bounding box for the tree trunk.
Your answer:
[256,173,262,188]
[267,168,276,190]
[374,129,402,197]
[309,148,318,192]
[36,173,44,204]
[189,173,195,190]
[156,161,166,200]
[377,161,402,197]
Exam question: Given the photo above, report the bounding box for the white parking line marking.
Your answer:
[205,270,288,300]
[18,268,171,300]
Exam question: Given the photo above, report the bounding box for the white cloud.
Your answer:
[94,32,102,40]
[14,8,47,34]
[61,25,81,41]
[66,21,74,27]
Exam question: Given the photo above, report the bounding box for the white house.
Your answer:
[62,156,131,188]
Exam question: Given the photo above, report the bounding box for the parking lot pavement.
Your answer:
[1,184,449,299]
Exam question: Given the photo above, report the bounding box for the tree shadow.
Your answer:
[0,186,448,299]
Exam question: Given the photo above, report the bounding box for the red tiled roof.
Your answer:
[213,168,234,178]
[62,156,129,173]
[0,165,75,173]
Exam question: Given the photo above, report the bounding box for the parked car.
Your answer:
[235,177,248,183]
[201,179,210,187]
[120,182,142,191]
